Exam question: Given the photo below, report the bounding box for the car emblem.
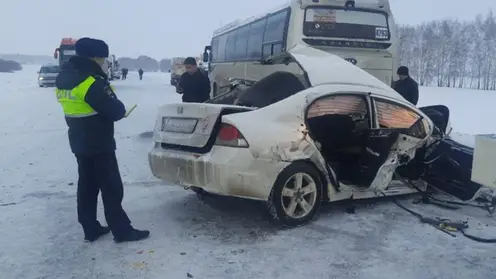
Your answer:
[177,106,183,114]
[344,58,357,65]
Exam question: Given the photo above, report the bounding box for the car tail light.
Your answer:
[215,123,248,147]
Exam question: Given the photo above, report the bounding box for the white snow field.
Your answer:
[1,65,495,279]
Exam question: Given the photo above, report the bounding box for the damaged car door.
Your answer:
[367,96,433,192]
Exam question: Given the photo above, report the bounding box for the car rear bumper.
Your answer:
[148,144,289,200]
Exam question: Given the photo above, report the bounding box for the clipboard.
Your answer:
[125,104,137,117]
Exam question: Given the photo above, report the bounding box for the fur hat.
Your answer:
[75,37,109,58]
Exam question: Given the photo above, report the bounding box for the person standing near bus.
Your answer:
[393,66,419,105]
[175,57,210,103]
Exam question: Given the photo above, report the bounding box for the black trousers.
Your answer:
[76,152,131,236]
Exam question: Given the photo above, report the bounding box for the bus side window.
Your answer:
[210,37,219,62]
[247,18,267,60]
[225,29,238,61]
[217,34,227,62]
[262,10,288,58]
[262,45,272,58]
[234,25,250,60]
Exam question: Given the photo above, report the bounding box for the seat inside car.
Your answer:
[235,71,307,108]
[307,114,356,151]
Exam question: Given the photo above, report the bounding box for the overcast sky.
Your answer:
[1,0,495,59]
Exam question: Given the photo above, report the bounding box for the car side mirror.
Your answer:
[168,69,171,72]
[202,52,209,62]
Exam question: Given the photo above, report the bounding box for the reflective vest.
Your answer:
[56,76,98,118]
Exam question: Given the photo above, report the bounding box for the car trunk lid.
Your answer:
[153,103,252,148]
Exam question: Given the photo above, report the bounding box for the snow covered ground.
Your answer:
[1,65,495,279]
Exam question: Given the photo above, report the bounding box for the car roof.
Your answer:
[287,44,406,102]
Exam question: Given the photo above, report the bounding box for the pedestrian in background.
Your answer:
[121,68,128,80]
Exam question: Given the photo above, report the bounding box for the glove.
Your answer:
[176,85,184,94]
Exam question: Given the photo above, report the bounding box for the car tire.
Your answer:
[39,84,44,87]
[190,186,214,198]
[267,162,323,227]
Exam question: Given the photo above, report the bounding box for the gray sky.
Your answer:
[1,0,495,59]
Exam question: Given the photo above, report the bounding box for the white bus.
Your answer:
[202,0,398,98]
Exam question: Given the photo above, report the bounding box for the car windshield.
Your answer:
[303,7,389,41]
[40,66,59,73]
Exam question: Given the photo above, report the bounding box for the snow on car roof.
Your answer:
[288,44,405,102]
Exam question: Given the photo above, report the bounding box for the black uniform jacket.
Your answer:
[56,56,126,156]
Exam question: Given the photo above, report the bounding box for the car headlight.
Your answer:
[39,77,43,80]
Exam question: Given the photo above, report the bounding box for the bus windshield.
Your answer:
[303,7,389,41]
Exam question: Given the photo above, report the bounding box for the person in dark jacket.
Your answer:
[176,57,210,103]
[138,68,144,80]
[121,68,128,80]
[55,37,149,243]
[393,66,419,105]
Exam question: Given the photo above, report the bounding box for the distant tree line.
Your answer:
[117,56,171,72]
[399,11,496,90]
[0,59,22,72]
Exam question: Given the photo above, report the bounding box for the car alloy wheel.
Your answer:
[281,173,318,218]
[268,162,323,227]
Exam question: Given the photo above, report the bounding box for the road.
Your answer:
[0,66,495,279]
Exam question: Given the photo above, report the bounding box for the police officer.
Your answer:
[55,37,149,243]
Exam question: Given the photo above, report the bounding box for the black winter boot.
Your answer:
[113,228,150,243]
[84,226,111,242]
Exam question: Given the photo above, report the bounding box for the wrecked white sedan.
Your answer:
[149,44,451,227]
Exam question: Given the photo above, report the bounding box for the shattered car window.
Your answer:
[375,100,419,128]
[307,95,367,119]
